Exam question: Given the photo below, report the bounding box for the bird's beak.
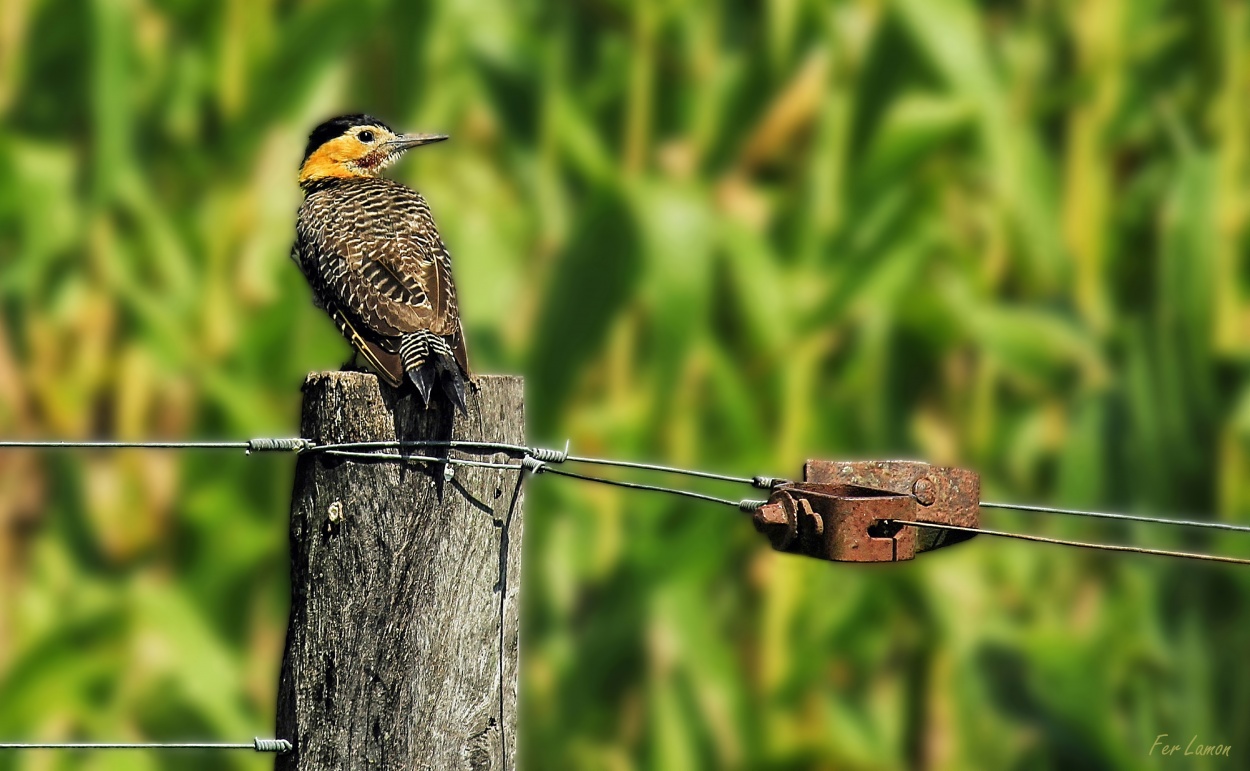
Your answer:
[385,133,450,152]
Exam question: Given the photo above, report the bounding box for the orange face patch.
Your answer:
[299,134,389,184]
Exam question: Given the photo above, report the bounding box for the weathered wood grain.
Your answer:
[275,372,523,770]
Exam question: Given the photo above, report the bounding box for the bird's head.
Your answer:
[298,114,448,187]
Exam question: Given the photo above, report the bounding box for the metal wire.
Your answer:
[895,520,1250,566]
[305,439,785,489]
[562,454,761,486]
[0,738,291,752]
[0,440,253,450]
[308,439,531,456]
[303,439,531,470]
[303,442,781,489]
[317,450,523,470]
[0,437,531,456]
[982,500,1250,535]
[0,437,780,483]
[523,458,766,512]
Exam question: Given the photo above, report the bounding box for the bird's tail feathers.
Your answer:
[400,331,469,415]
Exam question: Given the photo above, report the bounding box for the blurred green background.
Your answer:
[2,0,1249,768]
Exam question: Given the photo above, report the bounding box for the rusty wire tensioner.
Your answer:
[752,460,980,562]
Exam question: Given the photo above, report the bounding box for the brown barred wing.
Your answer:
[382,182,471,378]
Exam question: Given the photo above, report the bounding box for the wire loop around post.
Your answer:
[246,437,314,453]
[253,738,293,752]
[528,442,569,463]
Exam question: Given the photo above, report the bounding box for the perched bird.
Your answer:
[291,114,470,413]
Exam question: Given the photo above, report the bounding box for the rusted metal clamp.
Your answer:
[751,460,980,563]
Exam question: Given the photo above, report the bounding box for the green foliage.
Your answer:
[2,0,1250,768]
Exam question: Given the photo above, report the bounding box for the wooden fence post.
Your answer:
[275,372,524,770]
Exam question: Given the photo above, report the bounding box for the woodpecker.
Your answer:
[292,114,470,413]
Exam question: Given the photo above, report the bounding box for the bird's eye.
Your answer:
[358,130,375,143]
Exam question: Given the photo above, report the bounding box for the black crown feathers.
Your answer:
[302,114,396,164]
